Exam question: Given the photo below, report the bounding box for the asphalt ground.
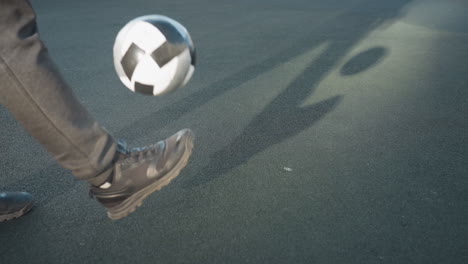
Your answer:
[1,0,467,263]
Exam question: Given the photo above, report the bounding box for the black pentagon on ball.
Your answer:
[121,43,146,80]
[134,82,154,95]
[150,41,186,68]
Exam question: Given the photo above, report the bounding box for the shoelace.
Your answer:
[89,139,165,199]
[118,140,165,166]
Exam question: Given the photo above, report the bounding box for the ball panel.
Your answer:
[155,48,191,95]
[114,22,134,89]
[120,43,146,80]
[131,55,163,85]
[181,64,195,88]
[134,82,154,95]
[121,21,167,54]
[151,56,180,95]
[150,41,186,68]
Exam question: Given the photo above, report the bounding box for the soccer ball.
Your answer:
[113,15,196,96]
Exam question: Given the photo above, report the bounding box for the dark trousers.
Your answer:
[0,0,116,186]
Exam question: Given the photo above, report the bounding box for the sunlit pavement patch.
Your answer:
[401,0,468,33]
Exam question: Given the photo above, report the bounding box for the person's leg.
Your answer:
[0,0,116,186]
[0,0,195,221]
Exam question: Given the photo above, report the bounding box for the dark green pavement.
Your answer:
[1,0,467,263]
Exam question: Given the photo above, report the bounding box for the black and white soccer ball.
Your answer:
[113,15,196,96]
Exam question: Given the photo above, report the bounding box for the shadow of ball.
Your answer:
[340,47,388,76]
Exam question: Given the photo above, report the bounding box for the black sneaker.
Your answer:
[89,129,194,220]
[0,192,33,222]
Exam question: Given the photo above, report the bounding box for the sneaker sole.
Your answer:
[107,130,194,220]
[0,202,33,222]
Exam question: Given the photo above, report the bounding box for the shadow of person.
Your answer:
[186,96,342,187]
[340,46,389,76]
[118,0,412,187]
[182,42,348,188]
[116,1,411,144]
